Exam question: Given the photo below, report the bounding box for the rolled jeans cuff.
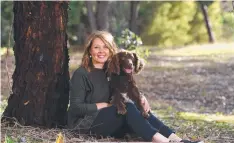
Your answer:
[159,125,175,138]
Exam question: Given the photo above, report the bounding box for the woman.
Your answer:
[67,31,202,143]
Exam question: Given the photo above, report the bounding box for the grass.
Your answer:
[1,108,233,143]
[152,109,234,143]
[153,43,234,57]
[143,42,234,70]
[0,99,8,116]
[178,112,234,124]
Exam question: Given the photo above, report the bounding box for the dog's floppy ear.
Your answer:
[107,54,120,75]
[133,53,145,74]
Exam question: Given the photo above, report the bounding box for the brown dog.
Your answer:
[107,50,149,118]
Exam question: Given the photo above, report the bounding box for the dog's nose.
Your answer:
[128,59,133,67]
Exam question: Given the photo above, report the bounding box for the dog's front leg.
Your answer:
[110,90,127,115]
[128,85,149,118]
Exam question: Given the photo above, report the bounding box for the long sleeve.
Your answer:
[69,69,97,117]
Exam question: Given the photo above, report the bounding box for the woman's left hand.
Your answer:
[141,96,151,113]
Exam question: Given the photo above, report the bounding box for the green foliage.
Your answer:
[197,1,214,6]
[1,1,13,47]
[141,1,224,48]
[116,29,143,50]
[67,1,85,44]
[141,1,196,48]
[138,1,156,30]
[109,2,130,37]
[189,1,222,44]
[220,11,234,41]
[1,99,8,116]
[116,29,150,60]
[5,135,15,143]
[68,1,84,26]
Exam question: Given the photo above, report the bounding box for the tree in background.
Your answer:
[141,1,223,47]
[220,1,234,41]
[232,1,234,10]
[2,1,70,128]
[85,1,110,32]
[1,1,13,47]
[108,1,130,37]
[198,1,215,43]
[129,1,140,34]
[1,1,232,49]
[141,1,196,47]
[67,1,84,45]
[85,1,97,32]
[189,1,222,44]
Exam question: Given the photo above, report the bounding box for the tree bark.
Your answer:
[96,1,110,31]
[200,3,215,43]
[85,1,97,32]
[2,1,70,128]
[129,1,140,34]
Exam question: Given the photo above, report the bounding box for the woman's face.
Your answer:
[89,38,110,69]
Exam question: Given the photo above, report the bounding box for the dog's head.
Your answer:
[107,50,145,75]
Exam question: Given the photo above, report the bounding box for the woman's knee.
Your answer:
[125,102,138,111]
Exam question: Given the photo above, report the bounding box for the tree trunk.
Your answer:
[200,3,215,43]
[85,1,97,32]
[129,1,140,34]
[2,1,70,128]
[232,1,234,10]
[96,1,110,31]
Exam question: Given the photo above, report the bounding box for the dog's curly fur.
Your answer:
[107,50,149,118]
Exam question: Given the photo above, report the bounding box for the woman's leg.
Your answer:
[147,112,182,142]
[90,105,125,138]
[125,102,169,142]
[147,112,175,138]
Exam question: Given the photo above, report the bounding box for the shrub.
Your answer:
[116,29,150,60]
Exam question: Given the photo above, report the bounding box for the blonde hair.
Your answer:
[81,31,118,72]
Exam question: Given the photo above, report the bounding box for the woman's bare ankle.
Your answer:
[152,132,170,142]
[168,133,182,142]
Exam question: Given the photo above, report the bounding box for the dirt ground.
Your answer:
[135,54,234,115]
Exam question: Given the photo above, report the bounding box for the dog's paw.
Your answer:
[142,111,150,118]
[117,108,127,115]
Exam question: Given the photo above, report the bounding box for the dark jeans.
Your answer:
[90,102,174,141]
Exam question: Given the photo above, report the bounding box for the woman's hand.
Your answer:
[96,102,112,110]
[141,96,151,113]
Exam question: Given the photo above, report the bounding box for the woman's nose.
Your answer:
[98,47,105,52]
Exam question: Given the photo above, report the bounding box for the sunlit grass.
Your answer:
[151,108,234,143]
[153,43,234,57]
[0,99,8,116]
[178,112,234,124]
[0,47,14,56]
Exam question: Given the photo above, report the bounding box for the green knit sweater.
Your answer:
[67,66,110,130]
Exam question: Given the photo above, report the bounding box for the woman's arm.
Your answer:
[69,70,98,116]
[141,95,151,112]
[96,103,111,110]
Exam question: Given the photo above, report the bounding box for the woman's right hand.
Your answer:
[96,102,112,110]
